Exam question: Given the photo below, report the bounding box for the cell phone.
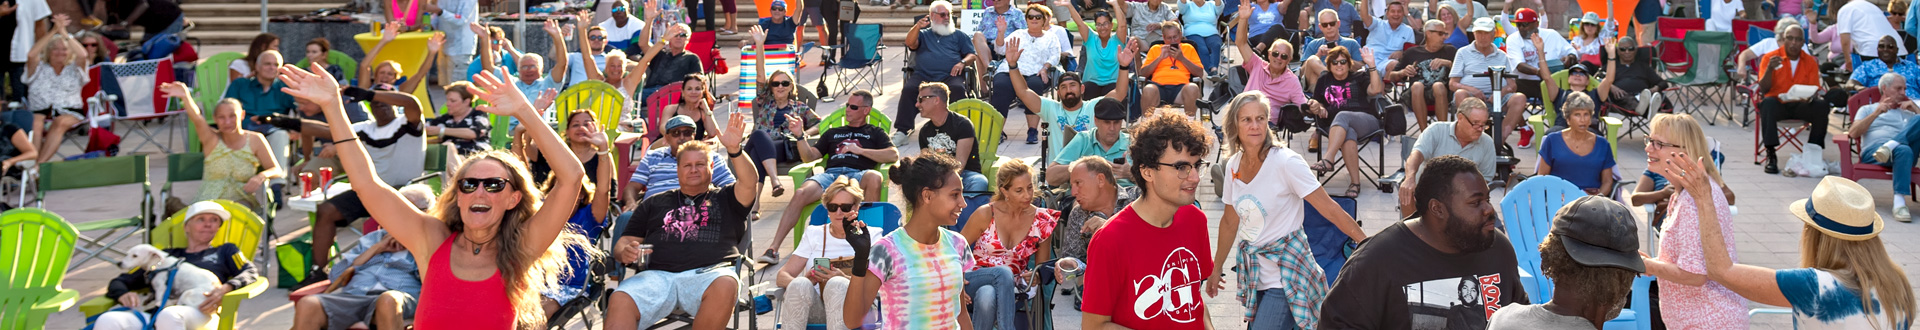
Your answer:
[812,257,832,270]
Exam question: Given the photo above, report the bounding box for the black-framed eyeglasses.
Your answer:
[1320,22,1338,28]
[1881,43,1901,50]
[1146,160,1210,178]
[667,128,696,138]
[767,80,793,87]
[1619,46,1638,52]
[458,177,511,194]
[826,202,862,212]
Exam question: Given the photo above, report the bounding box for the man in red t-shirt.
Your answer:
[1082,110,1217,330]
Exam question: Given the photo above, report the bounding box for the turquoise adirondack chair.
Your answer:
[0,208,82,330]
[77,199,269,330]
[947,99,1007,190]
[190,52,248,153]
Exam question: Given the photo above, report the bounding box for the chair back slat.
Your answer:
[0,208,79,330]
[1498,175,1585,304]
[947,98,1005,182]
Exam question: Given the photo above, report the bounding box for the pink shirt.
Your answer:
[1245,56,1308,108]
[1655,179,1750,329]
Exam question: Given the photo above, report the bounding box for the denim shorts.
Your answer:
[614,262,739,324]
[807,167,879,188]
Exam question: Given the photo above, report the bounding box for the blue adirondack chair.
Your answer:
[1502,175,1656,330]
[777,202,904,330]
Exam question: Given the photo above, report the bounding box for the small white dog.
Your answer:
[118,243,220,328]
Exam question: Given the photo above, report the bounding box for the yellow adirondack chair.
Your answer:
[947,99,1007,188]
[77,199,269,330]
[0,208,82,330]
[554,80,628,136]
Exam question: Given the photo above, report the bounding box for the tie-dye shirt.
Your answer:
[1778,268,1915,329]
[868,227,974,329]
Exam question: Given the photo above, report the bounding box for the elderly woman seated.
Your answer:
[93,201,263,330]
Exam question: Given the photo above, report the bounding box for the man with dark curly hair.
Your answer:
[1081,108,1216,330]
[1322,155,1526,328]
[1488,195,1643,329]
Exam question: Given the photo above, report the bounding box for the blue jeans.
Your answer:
[961,170,989,197]
[807,167,879,188]
[1863,117,1920,195]
[1188,34,1224,72]
[965,266,1017,330]
[1249,289,1301,329]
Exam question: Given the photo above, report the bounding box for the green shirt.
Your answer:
[222,77,295,118]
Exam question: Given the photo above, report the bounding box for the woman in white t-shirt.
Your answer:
[1215,92,1368,329]
[1668,172,1915,330]
[775,177,882,330]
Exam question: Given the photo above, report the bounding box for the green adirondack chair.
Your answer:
[555,80,627,136]
[38,155,152,271]
[948,98,1006,188]
[77,199,269,330]
[0,208,81,330]
[294,50,360,83]
[786,106,896,246]
[488,113,512,150]
[190,52,248,153]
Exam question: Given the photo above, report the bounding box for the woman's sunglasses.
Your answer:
[768,80,793,87]
[459,177,511,194]
[826,202,863,212]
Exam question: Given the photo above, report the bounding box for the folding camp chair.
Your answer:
[1308,95,1403,193]
[646,221,761,330]
[0,208,82,330]
[815,23,891,102]
[1655,17,1707,73]
[739,45,800,110]
[1303,195,1358,286]
[37,155,151,271]
[82,56,183,154]
[1661,31,1739,126]
[77,199,269,330]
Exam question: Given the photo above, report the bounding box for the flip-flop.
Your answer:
[772,182,787,197]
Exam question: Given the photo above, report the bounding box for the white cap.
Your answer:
[185,201,231,222]
[1471,17,1498,32]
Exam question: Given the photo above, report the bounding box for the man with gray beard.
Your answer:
[898,0,981,145]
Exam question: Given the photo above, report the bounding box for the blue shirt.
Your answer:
[330,230,422,297]
[912,28,976,81]
[1302,37,1363,61]
[1247,2,1284,37]
[629,146,739,198]
[1776,268,1911,329]
[1446,28,1473,48]
[1365,19,1417,64]
[1538,132,1616,190]
[1083,35,1125,85]
[759,17,799,45]
[1180,0,1221,37]
[977,8,1027,56]
[1311,0,1361,37]
[1851,59,1920,100]
[431,0,480,57]
[468,52,516,82]
[223,77,296,118]
[564,52,608,86]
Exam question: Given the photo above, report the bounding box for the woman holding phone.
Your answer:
[774,177,883,330]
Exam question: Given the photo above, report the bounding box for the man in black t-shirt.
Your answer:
[631,23,705,103]
[607,113,761,329]
[1604,37,1664,115]
[913,82,990,196]
[761,90,897,263]
[1321,155,1527,329]
[1388,20,1460,130]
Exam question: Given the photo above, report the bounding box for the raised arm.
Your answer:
[719,112,760,205]
[578,11,609,83]
[592,147,615,222]
[545,19,571,84]
[1105,42,1138,101]
[1235,2,1256,62]
[398,32,444,95]
[1672,154,1790,307]
[362,23,401,88]
[161,82,218,150]
[752,25,771,86]
[1006,39,1048,114]
[473,22,499,78]
[472,70,587,259]
[370,90,426,125]
[280,63,446,257]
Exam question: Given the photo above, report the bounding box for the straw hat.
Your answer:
[1788,177,1885,241]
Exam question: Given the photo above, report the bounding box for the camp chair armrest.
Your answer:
[31,289,80,313]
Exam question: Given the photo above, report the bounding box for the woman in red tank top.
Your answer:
[279,65,595,329]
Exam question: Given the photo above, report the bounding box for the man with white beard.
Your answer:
[897,0,982,145]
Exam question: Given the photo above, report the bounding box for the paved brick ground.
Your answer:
[39,47,1916,330]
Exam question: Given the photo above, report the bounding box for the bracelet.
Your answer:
[334,137,360,145]
[728,150,745,158]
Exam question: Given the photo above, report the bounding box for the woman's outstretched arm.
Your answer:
[278,63,447,260]
[471,70,586,258]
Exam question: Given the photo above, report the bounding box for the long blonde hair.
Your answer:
[430,151,597,329]
[1224,92,1278,156]
[1801,228,1916,329]
[1649,114,1724,184]
[35,33,83,68]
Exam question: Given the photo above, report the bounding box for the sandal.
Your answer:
[772,181,787,197]
[1310,159,1335,173]
[1343,183,1363,198]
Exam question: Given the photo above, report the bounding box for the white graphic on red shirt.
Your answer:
[1131,247,1206,323]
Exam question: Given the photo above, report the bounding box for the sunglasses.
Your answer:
[613,6,627,12]
[1330,58,1351,65]
[667,129,696,138]
[1272,52,1291,61]
[589,35,607,41]
[1321,22,1338,28]
[826,202,862,212]
[458,177,510,194]
[82,43,99,48]
[767,80,792,87]
[932,11,950,16]
[846,104,869,110]
[919,95,942,101]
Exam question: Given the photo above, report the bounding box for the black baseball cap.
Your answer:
[1551,196,1645,273]
[1094,98,1126,121]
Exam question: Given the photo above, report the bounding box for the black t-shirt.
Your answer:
[621,184,751,272]
[0,124,22,160]
[917,112,982,173]
[1607,51,1662,95]
[1392,45,1459,83]
[1319,220,1529,329]
[427,112,491,156]
[0,0,16,63]
[637,50,704,90]
[815,124,891,170]
[108,0,184,34]
[530,152,601,188]
[1312,71,1377,116]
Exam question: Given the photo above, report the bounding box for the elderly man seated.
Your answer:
[1849,35,1920,100]
[1299,9,1363,87]
[1845,74,1920,222]
[1140,21,1206,116]
[289,185,434,330]
[1051,157,1139,305]
[1755,21,1829,174]
[93,201,263,330]
[1449,17,1531,147]
[606,116,762,329]
[1386,20,1458,131]
[1397,98,1497,217]
[1046,99,1134,187]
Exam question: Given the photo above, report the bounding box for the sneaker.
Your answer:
[892,132,912,147]
[1875,143,1897,163]
[1898,205,1913,223]
[756,249,782,264]
[1026,127,1040,144]
[1516,126,1535,149]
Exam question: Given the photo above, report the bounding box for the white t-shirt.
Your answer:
[351,118,426,186]
[229,59,252,78]
[1748,38,1812,58]
[793,225,885,261]
[1223,146,1323,291]
[1706,0,1740,32]
[1038,98,1097,162]
[997,26,1069,74]
[599,18,646,44]
[1504,28,1573,80]
[10,0,50,63]
[1837,0,1909,56]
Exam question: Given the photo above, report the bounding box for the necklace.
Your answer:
[463,232,496,255]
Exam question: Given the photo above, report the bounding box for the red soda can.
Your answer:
[299,173,315,198]
[318,167,334,188]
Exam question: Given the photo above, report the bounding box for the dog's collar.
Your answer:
[150,258,188,273]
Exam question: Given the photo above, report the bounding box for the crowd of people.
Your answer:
[8,0,1920,327]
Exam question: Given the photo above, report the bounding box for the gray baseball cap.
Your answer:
[1551,196,1645,273]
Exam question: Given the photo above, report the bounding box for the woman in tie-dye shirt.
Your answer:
[844,153,975,329]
